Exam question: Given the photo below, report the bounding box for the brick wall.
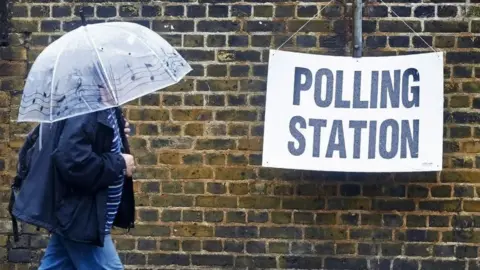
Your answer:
[0,0,480,269]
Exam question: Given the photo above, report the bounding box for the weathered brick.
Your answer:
[171,167,213,179]
[152,20,194,32]
[151,195,194,207]
[173,224,213,237]
[196,196,237,208]
[148,254,189,266]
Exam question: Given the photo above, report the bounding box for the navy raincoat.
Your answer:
[12,108,135,247]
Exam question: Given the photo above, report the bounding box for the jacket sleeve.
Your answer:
[51,115,126,192]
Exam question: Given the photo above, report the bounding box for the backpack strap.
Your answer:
[9,125,40,242]
[8,186,19,242]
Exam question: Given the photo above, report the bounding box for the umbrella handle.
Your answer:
[79,9,87,26]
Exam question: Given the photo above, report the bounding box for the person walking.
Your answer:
[38,106,135,270]
[11,18,191,270]
[12,105,136,269]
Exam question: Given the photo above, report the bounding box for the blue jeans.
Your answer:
[38,233,123,270]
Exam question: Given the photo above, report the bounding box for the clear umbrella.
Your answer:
[17,20,191,123]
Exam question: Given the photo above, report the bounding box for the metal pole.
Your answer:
[352,0,363,58]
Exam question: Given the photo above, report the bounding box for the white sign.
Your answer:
[262,50,444,173]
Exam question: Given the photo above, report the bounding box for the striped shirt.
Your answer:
[105,108,125,233]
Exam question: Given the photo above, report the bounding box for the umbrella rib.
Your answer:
[50,40,68,122]
[82,25,119,105]
[101,24,178,83]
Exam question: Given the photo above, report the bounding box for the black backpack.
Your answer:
[8,125,40,241]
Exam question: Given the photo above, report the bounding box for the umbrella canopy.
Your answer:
[17,21,191,123]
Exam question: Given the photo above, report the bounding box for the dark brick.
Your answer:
[231,5,252,17]
[448,52,480,64]
[182,240,201,252]
[192,255,234,267]
[435,36,455,47]
[453,66,473,78]
[186,5,205,17]
[139,209,159,222]
[119,5,139,17]
[425,21,468,32]
[413,36,433,48]
[458,37,480,48]
[197,20,241,32]
[230,65,250,77]
[12,5,28,17]
[280,256,324,269]
[324,258,368,270]
[296,35,317,47]
[455,185,474,197]
[235,256,276,268]
[275,5,295,17]
[215,226,258,238]
[8,249,35,263]
[414,5,435,17]
[40,20,61,32]
[165,5,184,16]
[403,229,439,242]
[297,6,317,17]
[456,245,478,258]
[248,211,268,223]
[379,21,421,32]
[420,260,466,270]
[225,240,244,252]
[383,214,403,227]
[389,36,409,47]
[138,239,156,250]
[141,5,161,17]
[292,242,313,254]
[209,5,229,17]
[315,242,335,255]
[405,244,431,256]
[393,259,419,270]
[373,199,415,211]
[247,21,285,32]
[408,185,429,198]
[31,5,50,17]
[260,227,302,239]
[419,200,460,212]
[122,252,146,265]
[430,216,450,227]
[246,241,266,253]
[305,227,348,240]
[391,6,411,17]
[365,6,388,17]
[340,184,361,196]
[178,49,215,61]
[438,5,458,17]
[321,6,343,17]
[96,6,116,17]
[161,209,181,222]
[253,6,273,17]
[152,20,194,32]
[434,245,454,257]
[228,35,249,47]
[52,5,71,17]
[319,35,346,48]
[382,243,402,256]
[148,254,189,266]
[202,240,222,252]
[366,36,387,48]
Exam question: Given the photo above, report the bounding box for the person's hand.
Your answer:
[121,154,135,177]
[124,119,131,137]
